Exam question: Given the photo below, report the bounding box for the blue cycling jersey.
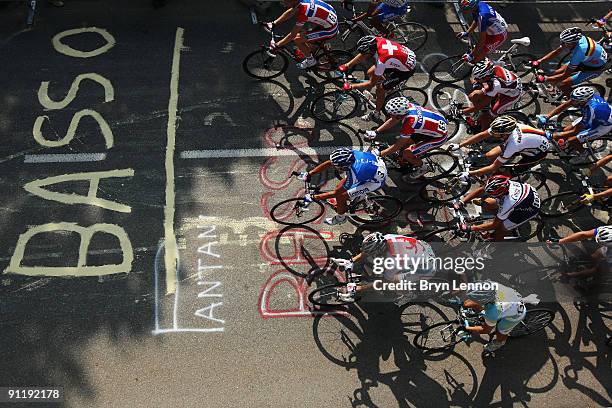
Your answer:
[472,2,507,36]
[580,95,612,129]
[343,150,382,190]
[569,36,607,68]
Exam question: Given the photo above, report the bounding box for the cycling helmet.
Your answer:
[559,27,582,44]
[356,35,378,55]
[570,86,595,103]
[489,115,517,136]
[466,282,497,304]
[459,0,479,10]
[472,58,495,80]
[382,0,408,7]
[595,226,612,246]
[484,174,511,197]
[362,232,387,256]
[330,147,355,168]
[385,97,410,116]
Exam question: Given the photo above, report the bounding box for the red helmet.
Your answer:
[484,175,511,197]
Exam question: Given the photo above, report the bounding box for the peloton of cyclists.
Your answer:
[267,0,339,69]
[338,35,417,121]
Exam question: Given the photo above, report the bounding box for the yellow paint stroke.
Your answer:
[38,73,115,111]
[164,28,185,294]
[33,109,114,148]
[52,27,116,58]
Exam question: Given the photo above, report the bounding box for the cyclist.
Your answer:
[450,115,549,180]
[596,10,612,27]
[365,97,450,179]
[552,225,611,280]
[331,232,436,300]
[299,147,387,225]
[348,0,410,37]
[461,58,522,131]
[456,0,508,63]
[532,27,608,96]
[267,0,339,69]
[339,35,417,121]
[462,281,534,353]
[583,154,612,203]
[457,175,541,241]
[537,86,612,154]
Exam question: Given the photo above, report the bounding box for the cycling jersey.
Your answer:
[579,95,612,129]
[497,126,549,164]
[381,234,436,281]
[568,36,608,69]
[374,37,416,76]
[400,103,449,139]
[496,180,540,230]
[295,0,338,29]
[472,2,507,36]
[343,150,387,199]
[483,283,526,334]
[375,2,410,23]
[482,66,521,98]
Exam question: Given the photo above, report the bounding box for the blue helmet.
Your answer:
[330,148,355,168]
[459,0,479,10]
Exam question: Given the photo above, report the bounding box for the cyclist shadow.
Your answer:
[312,301,480,407]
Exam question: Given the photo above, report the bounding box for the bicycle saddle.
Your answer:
[511,37,531,47]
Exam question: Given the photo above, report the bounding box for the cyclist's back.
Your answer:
[497,125,549,163]
[344,150,387,198]
[296,0,338,29]
[496,180,540,229]
[401,103,448,139]
[483,283,526,332]
[580,94,612,128]
[374,37,416,75]
[569,35,607,69]
[473,1,507,36]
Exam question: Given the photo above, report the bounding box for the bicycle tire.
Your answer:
[312,49,354,80]
[420,151,460,181]
[270,197,325,225]
[508,308,555,338]
[350,195,403,224]
[243,49,289,80]
[274,225,331,278]
[413,320,466,351]
[391,22,428,52]
[310,90,360,122]
[385,86,428,109]
[430,55,472,85]
[309,283,358,307]
[431,83,470,113]
[540,191,585,218]
[333,22,365,52]
[419,176,471,204]
[513,88,538,111]
[416,227,462,243]
[508,53,538,78]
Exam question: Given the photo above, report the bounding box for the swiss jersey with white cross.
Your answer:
[374,37,416,76]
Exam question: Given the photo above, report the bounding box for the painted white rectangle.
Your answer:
[24,153,107,163]
[180,146,362,159]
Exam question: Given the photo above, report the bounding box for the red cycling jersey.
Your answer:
[295,0,338,29]
[374,37,416,76]
[482,66,521,98]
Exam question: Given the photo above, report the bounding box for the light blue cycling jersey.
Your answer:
[343,150,384,190]
[568,36,607,68]
[482,283,525,325]
[579,95,612,129]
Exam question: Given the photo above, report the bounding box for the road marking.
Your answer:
[164,28,185,295]
[180,146,363,159]
[24,153,107,163]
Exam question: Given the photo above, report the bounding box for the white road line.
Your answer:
[24,153,107,163]
[180,146,362,159]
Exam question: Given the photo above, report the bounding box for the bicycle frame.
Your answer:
[340,1,409,38]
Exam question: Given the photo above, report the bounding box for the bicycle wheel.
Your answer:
[420,176,471,204]
[416,227,461,243]
[508,308,555,338]
[540,192,584,218]
[391,22,428,52]
[312,49,353,80]
[385,86,428,108]
[413,320,466,351]
[310,90,359,122]
[350,195,403,224]
[516,216,543,242]
[274,225,331,278]
[243,49,289,80]
[332,22,365,52]
[508,53,538,78]
[430,55,472,85]
[513,88,538,111]
[420,151,459,181]
[309,283,358,307]
[431,84,469,113]
[399,302,449,334]
[270,198,325,225]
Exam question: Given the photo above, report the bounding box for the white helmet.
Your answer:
[570,86,595,102]
[559,27,582,44]
[382,0,408,7]
[385,97,410,116]
[362,232,387,256]
[595,226,612,246]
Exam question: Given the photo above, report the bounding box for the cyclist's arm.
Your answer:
[273,7,298,26]
[592,187,612,202]
[460,186,485,205]
[553,123,584,139]
[542,100,573,121]
[471,216,502,233]
[547,66,574,82]
[351,74,382,90]
[355,1,379,20]
[315,184,346,200]
[276,25,303,48]
[472,31,488,61]
[462,89,488,114]
[602,10,612,22]
[538,46,563,63]
[459,129,492,148]
[590,154,612,172]
[344,53,369,70]
[558,229,595,243]
[470,158,501,177]
[381,137,410,157]
[466,20,478,34]
[375,117,402,133]
[461,301,493,334]
[307,160,333,176]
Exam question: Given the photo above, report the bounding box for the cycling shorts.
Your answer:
[408,134,449,156]
[503,203,539,230]
[576,123,612,143]
[491,93,521,116]
[375,3,409,23]
[305,24,339,42]
[381,68,415,90]
[569,69,604,85]
[345,177,386,200]
[496,307,527,334]
[483,31,507,54]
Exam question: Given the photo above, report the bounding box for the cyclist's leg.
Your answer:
[562,69,603,96]
[407,134,450,166]
[303,24,339,58]
[484,145,502,161]
[475,31,507,62]
[569,124,612,150]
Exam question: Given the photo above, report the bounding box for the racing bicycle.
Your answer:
[539,168,609,217]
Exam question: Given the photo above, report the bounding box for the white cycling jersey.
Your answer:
[496,180,540,221]
[497,126,550,164]
[374,234,436,281]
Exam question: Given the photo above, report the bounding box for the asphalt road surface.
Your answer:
[0,1,610,407]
